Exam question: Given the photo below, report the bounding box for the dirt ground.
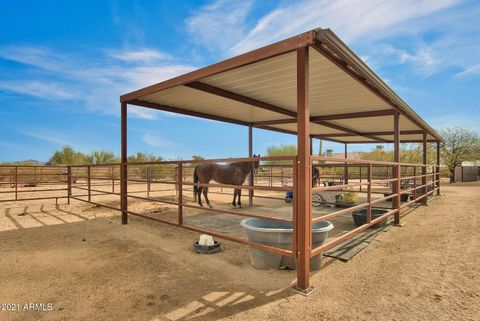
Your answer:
[0,181,479,321]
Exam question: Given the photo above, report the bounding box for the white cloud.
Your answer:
[455,63,480,79]
[231,0,460,54]
[0,45,196,120]
[110,49,170,63]
[185,0,254,51]
[20,131,72,147]
[184,0,478,80]
[141,132,173,148]
[0,81,77,100]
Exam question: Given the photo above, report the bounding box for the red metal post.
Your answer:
[270,166,273,186]
[87,165,91,202]
[67,166,72,205]
[393,112,400,224]
[292,160,298,256]
[367,164,372,223]
[413,166,417,199]
[121,102,128,224]
[15,166,18,201]
[178,162,183,225]
[422,133,427,205]
[359,165,362,192]
[248,124,254,206]
[344,143,348,184]
[111,166,115,193]
[147,164,151,198]
[436,141,440,195]
[295,46,312,292]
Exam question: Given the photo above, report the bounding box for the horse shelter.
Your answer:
[0,28,442,294]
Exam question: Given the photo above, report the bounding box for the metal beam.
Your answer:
[309,139,439,144]
[251,109,395,126]
[186,82,390,143]
[312,39,442,142]
[255,125,297,136]
[185,81,296,118]
[314,120,388,142]
[129,99,249,126]
[121,31,316,102]
[310,109,395,121]
[315,130,424,138]
[132,88,387,143]
[252,118,297,126]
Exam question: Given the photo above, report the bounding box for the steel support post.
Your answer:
[344,143,348,184]
[121,102,128,224]
[87,165,91,202]
[393,112,400,224]
[436,141,441,195]
[295,46,312,293]
[248,124,254,206]
[67,166,71,205]
[422,133,427,205]
[178,163,183,225]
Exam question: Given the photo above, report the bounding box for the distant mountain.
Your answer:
[2,159,46,165]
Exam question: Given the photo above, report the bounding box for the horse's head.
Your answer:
[252,154,260,174]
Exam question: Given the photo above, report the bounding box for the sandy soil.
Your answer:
[0,181,479,320]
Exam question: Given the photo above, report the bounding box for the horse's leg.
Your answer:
[238,189,242,208]
[203,187,212,208]
[232,189,237,207]
[198,186,204,207]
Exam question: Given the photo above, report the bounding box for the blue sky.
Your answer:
[0,0,479,162]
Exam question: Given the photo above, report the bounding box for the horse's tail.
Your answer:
[193,166,199,200]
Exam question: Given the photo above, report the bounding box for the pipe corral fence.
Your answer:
[0,156,440,282]
[0,27,446,293]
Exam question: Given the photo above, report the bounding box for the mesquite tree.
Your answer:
[440,127,480,183]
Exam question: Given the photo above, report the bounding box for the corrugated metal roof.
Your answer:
[122,28,441,144]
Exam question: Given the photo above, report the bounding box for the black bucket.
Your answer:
[351,208,390,228]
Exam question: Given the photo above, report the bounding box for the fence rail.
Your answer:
[0,156,440,268]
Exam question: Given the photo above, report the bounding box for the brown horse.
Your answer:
[193,155,260,208]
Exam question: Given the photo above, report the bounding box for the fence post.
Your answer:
[422,133,428,205]
[147,164,151,198]
[248,124,254,206]
[359,165,362,192]
[367,164,372,223]
[396,164,401,222]
[87,165,91,202]
[178,163,183,225]
[111,166,114,193]
[436,141,441,195]
[67,166,72,205]
[413,166,417,200]
[270,166,273,186]
[15,166,18,201]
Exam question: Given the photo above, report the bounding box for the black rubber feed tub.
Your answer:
[384,193,410,202]
[352,208,390,228]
